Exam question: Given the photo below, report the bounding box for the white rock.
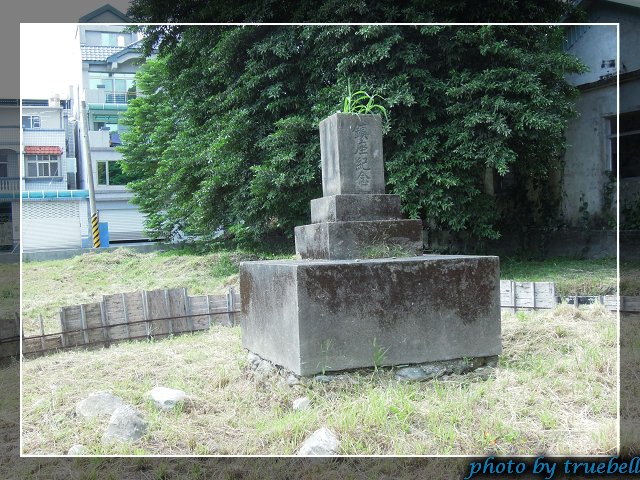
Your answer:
[67,444,86,455]
[297,427,339,456]
[147,386,188,411]
[102,405,148,443]
[292,397,310,411]
[76,391,127,419]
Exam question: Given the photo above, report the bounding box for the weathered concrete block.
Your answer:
[240,255,501,376]
[295,219,422,260]
[320,113,385,196]
[310,194,402,223]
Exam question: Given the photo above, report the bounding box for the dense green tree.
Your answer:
[119,25,584,247]
[127,0,578,53]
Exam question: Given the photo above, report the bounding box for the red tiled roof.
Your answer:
[24,146,62,155]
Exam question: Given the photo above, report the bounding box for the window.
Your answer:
[93,114,120,132]
[0,154,7,177]
[610,111,640,178]
[97,160,131,186]
[22,115,41,129]
[25,154,60,177]
[88,74,137,104]
[0,203,11,223]
[100,33,126,47]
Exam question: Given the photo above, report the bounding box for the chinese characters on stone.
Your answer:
[353,124,372,192]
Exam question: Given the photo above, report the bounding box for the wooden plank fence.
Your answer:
[4,283,639,359]
[21,287,240,358]
[499,280,628,313]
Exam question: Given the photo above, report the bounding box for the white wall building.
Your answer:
[0,100,20,249]
[563,0,640,228]
[76,5,150,243]
[21,95,90,251]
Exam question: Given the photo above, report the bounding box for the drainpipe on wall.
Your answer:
[80,100,100,248]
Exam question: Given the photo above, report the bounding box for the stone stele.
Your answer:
[240,111,501,376]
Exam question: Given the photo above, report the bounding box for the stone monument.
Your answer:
[240,112,501,376]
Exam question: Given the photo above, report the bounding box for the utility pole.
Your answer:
[80,100,100,248]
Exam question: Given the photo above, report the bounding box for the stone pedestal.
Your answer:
[240,111,501,376]
[240,255,501,376]
[311,194,402,223]
[295,219,423,260]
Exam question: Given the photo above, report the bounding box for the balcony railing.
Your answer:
[0,177,19,192]
[105,91,137,104]
[86,89,137,105]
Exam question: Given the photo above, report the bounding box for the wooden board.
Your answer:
[24,287,240,357]
[102,293,130,341]
[500,281,556,311]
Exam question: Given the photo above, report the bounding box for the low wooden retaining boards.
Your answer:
[499,280,623,313]
[4,283,637,359]
[21,287,240,357]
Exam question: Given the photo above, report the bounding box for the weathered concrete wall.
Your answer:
[621,79,640,212]
[240,255,502,376]
[562,4,640,228]
[562,85,616,227]
[565,25,617,87]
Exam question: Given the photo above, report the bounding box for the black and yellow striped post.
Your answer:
[91,213,101,248]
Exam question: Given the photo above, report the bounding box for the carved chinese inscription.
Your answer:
[353,124,372,192]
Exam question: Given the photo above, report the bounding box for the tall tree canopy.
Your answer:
[119,25,585,247]
[127,0,577,41]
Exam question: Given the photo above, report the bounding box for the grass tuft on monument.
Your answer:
[240,111,501,376]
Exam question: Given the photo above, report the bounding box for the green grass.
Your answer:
[21,247,294,336]
[23,250,626,336]
[21,305,616,456]
[621,260,640,296]
[500,256,618,296]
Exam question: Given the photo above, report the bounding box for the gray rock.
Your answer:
[395,366,429,381]
[287,374,302,386]
[439,359,471,375]
[484,355,499,368]
[468,366,495,381]
[76,391,127,419]
[421,364,448,379]
[396,364,447,381]
[67,444,86,455]
[293,397,310,411]
[254,359,275,377]
[297,427,340,456]
[146,387,188,411]
[247,352,262,368]
[313,374,353,384]
[102,405,148,443]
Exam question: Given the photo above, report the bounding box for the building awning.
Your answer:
[24,146,62,155]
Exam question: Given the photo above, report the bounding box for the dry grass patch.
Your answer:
[21,248,287,336]
[21,305,616,455]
